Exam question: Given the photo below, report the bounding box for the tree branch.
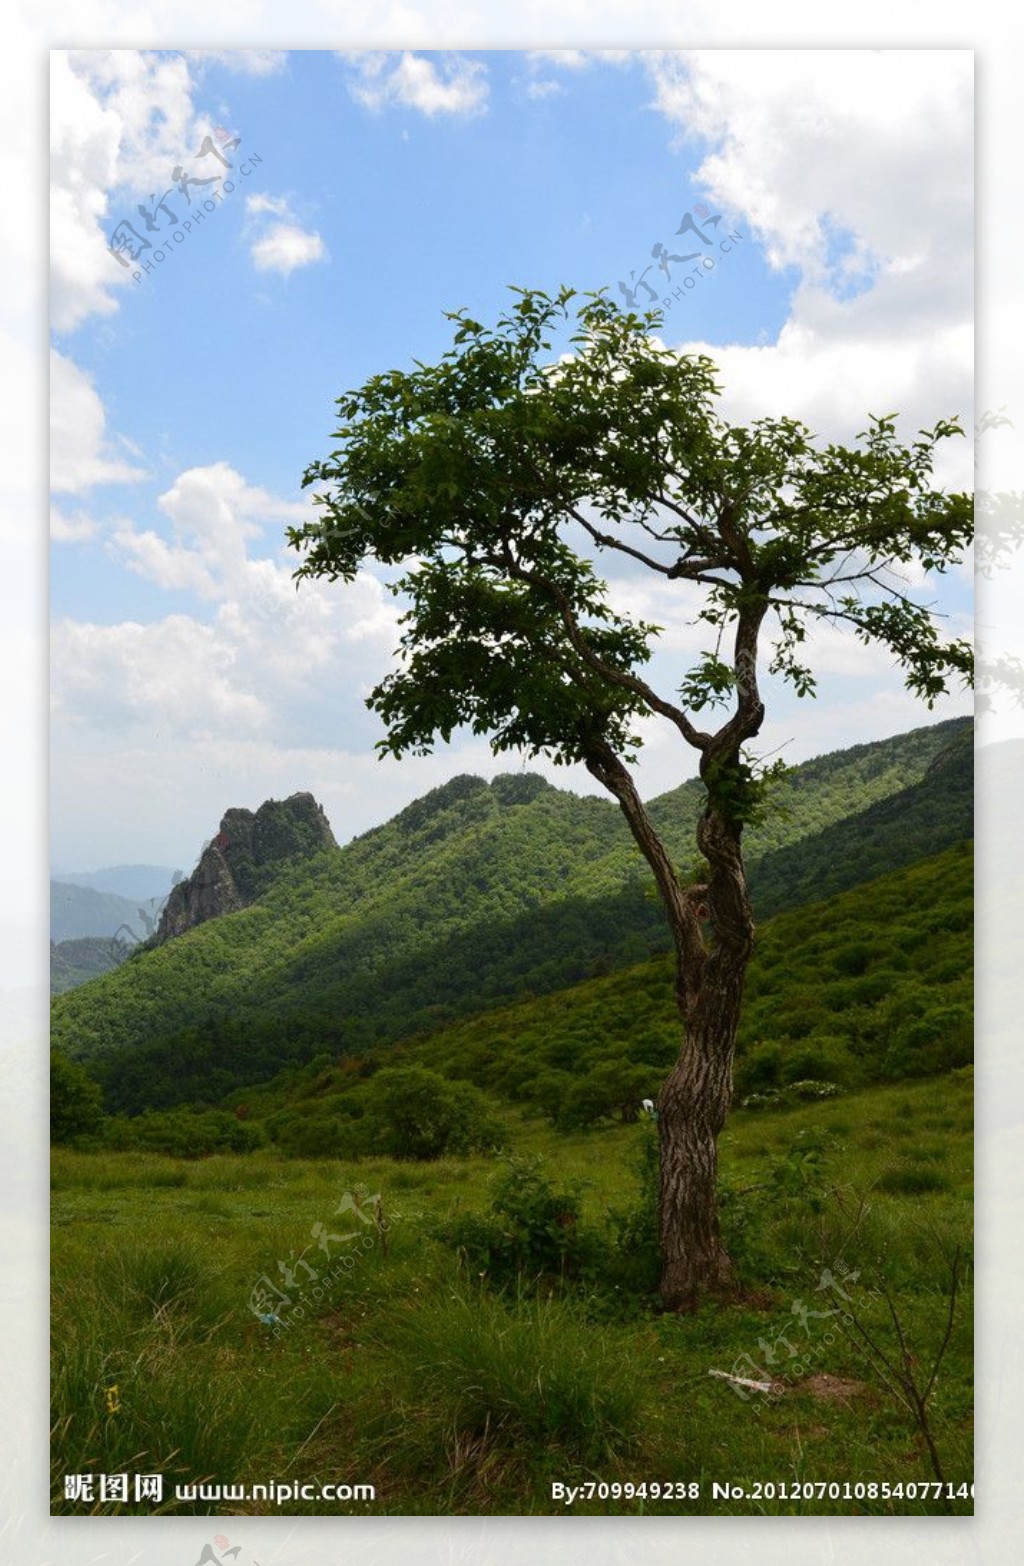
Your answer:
[583,737,707,1017]
[497,547,713,752]
[568,508,678,576]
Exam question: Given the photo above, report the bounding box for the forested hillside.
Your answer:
[53,718,970,1114]
[50,938,126,996]
[750,722,972,917]
[99,842,972,1153]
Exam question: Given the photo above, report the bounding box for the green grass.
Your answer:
[51,1073,972,1516]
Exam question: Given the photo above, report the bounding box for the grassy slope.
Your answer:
[224,841,972,1148]
[50,1071,973,1516]
[53,719,969,1093]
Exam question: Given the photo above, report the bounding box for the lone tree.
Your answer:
[291,287,972,1311]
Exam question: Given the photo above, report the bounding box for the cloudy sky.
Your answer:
[50,48,975,870]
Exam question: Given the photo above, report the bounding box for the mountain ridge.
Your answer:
[52,718,971,1115]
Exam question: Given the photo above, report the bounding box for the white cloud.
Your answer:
[673,320,974,491]
[53,461,404,761]
[52,553,398,741]
[526,49,631,71]
[250,221,327,275]
[49,51,125,332]
[646,51,971,286]
[51,614,271,736]
[50,505,98,543]
[68,48,199,193]
[637,51,973,489]
[243,190,327,275]
[245,192,291,217]
[112,462,307,596]
[524,78,562,100]
[50,48,247,332]
[186,50,288,77]
[342,51,488,117]
[50,348,146,494]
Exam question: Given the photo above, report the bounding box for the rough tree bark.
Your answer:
[656,800,755,1310]
[583,600,766,1311]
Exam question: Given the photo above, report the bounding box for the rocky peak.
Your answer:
[155,792,336,943]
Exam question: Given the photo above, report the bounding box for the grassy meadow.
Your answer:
[51,1071,973,1517]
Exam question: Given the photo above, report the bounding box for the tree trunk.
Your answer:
[584,742,758,1312]
[656,796,757,1309]
[657,947,748,1311]
[658,790,757,1308]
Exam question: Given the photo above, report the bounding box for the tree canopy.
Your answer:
[291,285,973,797]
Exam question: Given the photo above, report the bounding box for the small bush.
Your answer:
[436,1155,600,1287]
[606,1120,661,1298]
[362,1066,505,1160]
[720,1128,837,1282]
[103,1108,268,1158]
[51,1051,105,1145]
[734,1040,785,1097]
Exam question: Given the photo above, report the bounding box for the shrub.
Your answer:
[780,1037,853,1087]
[102,1107,268,1157]
[734,1040,785,1097]
[555,1061,658,1128]
[50,1051,105,1145]
[719,1127,837,1281]
[606,1120,661,1297]
[363,1065,504,1160]
[437,1155,600,1287]
[267,1112,362,1158]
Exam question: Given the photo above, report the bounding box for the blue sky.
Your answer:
[53,48,792,628]
[50,49,974,868]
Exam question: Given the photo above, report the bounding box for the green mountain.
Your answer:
[749,720,972,917]
[110,842,972,1157]
[53,717,970,1115]
[50,938,127,996]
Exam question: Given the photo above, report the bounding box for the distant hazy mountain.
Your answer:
[50,882,148,944]
[51,865,180,902]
